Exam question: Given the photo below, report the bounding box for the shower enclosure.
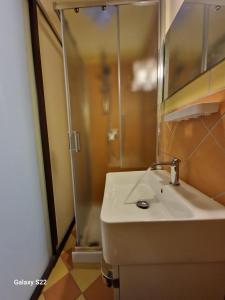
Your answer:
[56,0,159,249]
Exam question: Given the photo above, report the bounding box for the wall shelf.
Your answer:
[164,102,219,122]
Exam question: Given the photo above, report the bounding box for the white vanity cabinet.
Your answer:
[108,263,225,300]
[101,171,225,300]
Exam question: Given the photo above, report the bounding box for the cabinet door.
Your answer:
[208,5,225,69]
[164,3,204,99]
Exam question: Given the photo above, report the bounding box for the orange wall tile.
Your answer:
[159,102,225,205]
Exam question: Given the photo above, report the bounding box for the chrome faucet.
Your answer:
[151,158,181,186]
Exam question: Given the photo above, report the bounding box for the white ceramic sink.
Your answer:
[101,170,225,265]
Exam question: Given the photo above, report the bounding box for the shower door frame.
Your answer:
[60,10,82,245]
[57,0,162,248]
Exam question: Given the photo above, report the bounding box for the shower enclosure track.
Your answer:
[54,0,158,11]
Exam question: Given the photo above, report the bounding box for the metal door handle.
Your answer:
[70,130,81,152]
[76,131,81,152]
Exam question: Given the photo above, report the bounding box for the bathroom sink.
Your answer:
[101,170,225,265]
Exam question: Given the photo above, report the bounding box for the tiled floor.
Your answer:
[38,229,113,300]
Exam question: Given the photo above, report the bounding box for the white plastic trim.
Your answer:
[164,102,219,122]
[72,250,102,263]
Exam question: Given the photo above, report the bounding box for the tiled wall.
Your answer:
[159,101,225,206]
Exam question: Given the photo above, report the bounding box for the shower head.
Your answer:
[84,6,117,26]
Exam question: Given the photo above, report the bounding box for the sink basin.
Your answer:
[101,170,225,265]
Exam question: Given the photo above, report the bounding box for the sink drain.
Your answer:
[136,200,150,209]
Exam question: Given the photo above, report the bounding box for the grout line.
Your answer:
[204,112,224,133]
[201,117,210,132]
[209,131,225,154]
[187,135,206,159]
[165,121,171,132]
[161,151,174,158]
[187,115,225,160]
[162,112,225,161]
[187,132,207,160]
[201,114,225,153]
[167,122,178,152]
[161,150,187,163]
[171,122,178,135]
[186,120,210,160]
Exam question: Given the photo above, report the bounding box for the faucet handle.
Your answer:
[170,158,181,185]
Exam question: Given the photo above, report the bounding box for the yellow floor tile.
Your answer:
[44,257,68,291]
[70,265,100,292]
[64,234,76,251]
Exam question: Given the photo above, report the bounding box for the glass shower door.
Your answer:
[61,7,118,246]
[60,3,158,248]
[61,13,91,245]
[119,3,158,169]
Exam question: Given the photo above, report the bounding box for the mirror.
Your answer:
[207,4,225,68]
[164,3,204,99]
[164,2,225,100]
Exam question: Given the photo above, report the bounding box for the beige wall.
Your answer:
[39,0,61,35]
[0,1,52,298]
[38,8,74,243]
[24,1,52,254]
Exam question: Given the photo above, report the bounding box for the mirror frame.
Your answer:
[163,2,225,101]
